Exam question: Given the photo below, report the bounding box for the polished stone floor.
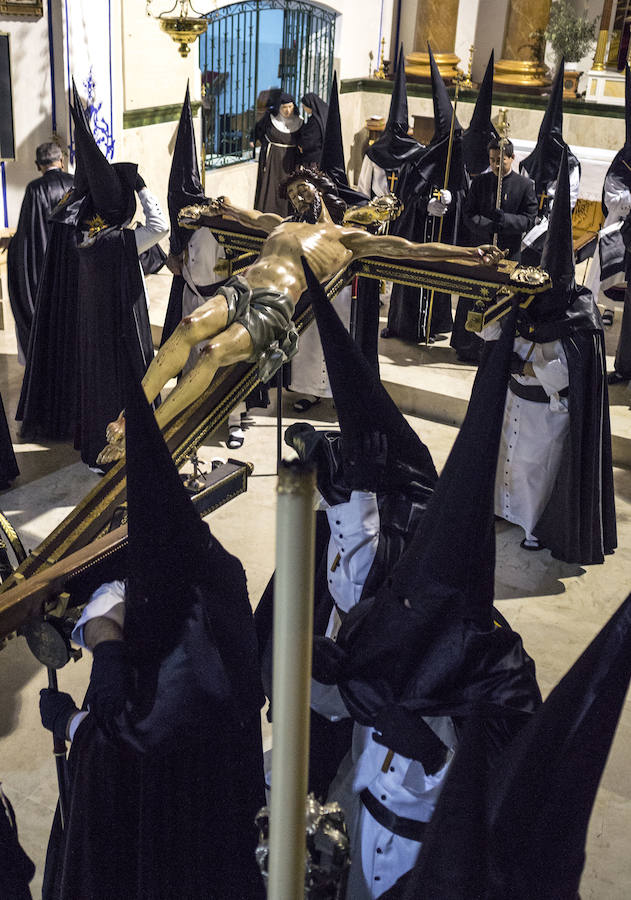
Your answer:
[0,269,630,898]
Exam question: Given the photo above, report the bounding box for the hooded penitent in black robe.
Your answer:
[43,370,266,900]
[383,591,631,899]
[65,94,157,467]
[384,45,468,342]
[312,288,541,767]
[298,92,329,166]
[16,192,83,442]
[256,258,438,798]
[507,150,616,565]
[358,46,425,200]
[7,168,73,359]
[519,60,581,266]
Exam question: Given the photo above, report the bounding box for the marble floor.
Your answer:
[0,270,630,898]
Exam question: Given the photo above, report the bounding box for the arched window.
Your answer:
[200,0,336,168]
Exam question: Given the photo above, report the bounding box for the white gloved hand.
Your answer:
[439,189,452,206]
[427,197,448,217]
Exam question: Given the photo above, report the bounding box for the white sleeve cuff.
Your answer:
[71,580,126,649]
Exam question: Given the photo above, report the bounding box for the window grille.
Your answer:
[200,0,336,169]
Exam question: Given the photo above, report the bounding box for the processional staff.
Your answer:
[425,70,464,344]
[493,108,510,248]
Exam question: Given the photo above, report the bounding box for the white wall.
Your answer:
[0,8,61,226]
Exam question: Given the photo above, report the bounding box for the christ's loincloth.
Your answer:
[216,275,299,381]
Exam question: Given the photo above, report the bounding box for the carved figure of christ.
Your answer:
[97,176,502,463]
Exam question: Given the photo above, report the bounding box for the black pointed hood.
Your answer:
[70,101,137,229]
[488,593,631,899]
[519,147,581,336]
[462,51,498,176]
[398,45,467,197]
[389,306,517,615]
[168,83,206,256]
[519,60,579,195]
[320,73,369,206]
[122,369,265,724]
[49,81,90,226]
[303,256,438,501]
[367,45,424,170]
[604,64,631,190]
[429,43,460,141]
[326,298,540,724]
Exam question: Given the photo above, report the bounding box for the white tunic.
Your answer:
[482,322,570,540]
[289,285,352,398]
[309,491,455,899]
[357,157,389,199]
[329,718,455,899]
[586,173,631,297]
[520,164,580,250]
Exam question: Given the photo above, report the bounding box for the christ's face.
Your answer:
[287,179,318,215]
[279,102,295,118]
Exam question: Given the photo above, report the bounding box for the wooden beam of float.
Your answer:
[0,216,551,614]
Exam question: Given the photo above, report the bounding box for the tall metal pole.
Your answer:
[47,668,68,829]
[268,461,316,900]
[425,72,462,343]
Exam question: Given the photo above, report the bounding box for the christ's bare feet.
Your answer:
[96,440,125,465]
[105,412,125,445]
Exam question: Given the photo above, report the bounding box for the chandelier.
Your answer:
[146,1,209,58]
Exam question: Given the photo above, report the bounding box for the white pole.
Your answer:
[268,460,316,900]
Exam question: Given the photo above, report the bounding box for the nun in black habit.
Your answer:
[383,45,468,343]
[7,142,73,362]
[298,92,329,166]
[39,369,266,900]
[253,90,302,216]
[519,60,581,266]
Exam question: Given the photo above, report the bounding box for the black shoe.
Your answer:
[293,397,321,413]
[380,327,391,339]
[520,537,543,551]
[607,371,629,385]
[226,427,245,449]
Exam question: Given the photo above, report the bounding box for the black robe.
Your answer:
[253,114,300,216]
[527,291,617,564]
[7,169,73,358]
[451,169,538,361]
[16,197,83,441]
[44,572,266,900]
[74,228,154,467]
[0,786,35,899]
[298,94,328,166]
[0,391,18,487]
[385,155,467,342]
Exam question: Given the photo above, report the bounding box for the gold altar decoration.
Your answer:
[494,0,551,92]
[146,0,208,58]
[406,0,461,82]
[592,0,615,70]
[374,37,388,79]
[461,45,475,90]
[0,1,43,16]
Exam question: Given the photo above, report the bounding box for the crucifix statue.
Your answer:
[98,165,504,463]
